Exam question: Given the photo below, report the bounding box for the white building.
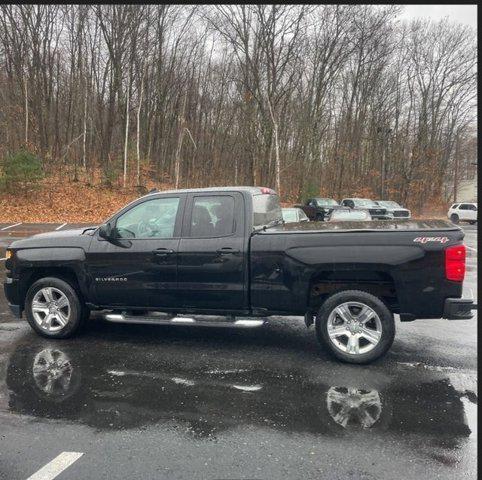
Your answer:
[456,178,477,202]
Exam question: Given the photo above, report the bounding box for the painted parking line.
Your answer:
[0,257,6,261]
[26,451,84,480]
[466,245,478,253]
[55,223,67,230]
[0,222,22,231]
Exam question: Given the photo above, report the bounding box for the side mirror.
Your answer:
[98,223,113,239]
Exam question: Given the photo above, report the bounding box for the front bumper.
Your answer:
[7,303,21,317]
[443,298,477,320]
[3,277,22,317]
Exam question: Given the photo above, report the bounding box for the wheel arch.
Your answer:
[307,269,398,314]
[19,266,86,310]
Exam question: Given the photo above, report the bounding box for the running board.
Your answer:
[103,312,267,329]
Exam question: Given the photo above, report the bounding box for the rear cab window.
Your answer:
[252,193,283,228]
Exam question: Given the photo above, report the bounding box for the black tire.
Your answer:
[315,290,395,364]
[469,220,476,225]
[315,213,324,221]
[25,277,85,339]
[450,214,459,224]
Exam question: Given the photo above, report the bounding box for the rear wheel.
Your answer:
[469,220,476,225]
[450,214,459,224]
[316,290,395,364]
[25,277,85,339]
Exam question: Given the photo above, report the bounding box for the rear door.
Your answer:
[177,192,248,311]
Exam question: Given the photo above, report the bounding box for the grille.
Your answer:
[393,210,409,217]
[369,208,386,216]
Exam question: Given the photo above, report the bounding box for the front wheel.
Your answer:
[25,277,85,339]
[469,220,477,225]
[316,290,395,364]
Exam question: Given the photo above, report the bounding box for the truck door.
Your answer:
[87,195,185,308]
[177,192,248,311]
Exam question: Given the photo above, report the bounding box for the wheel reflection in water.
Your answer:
[326,386,382,429]
[32,348,75,398]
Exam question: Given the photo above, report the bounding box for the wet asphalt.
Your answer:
[0,224,477,480]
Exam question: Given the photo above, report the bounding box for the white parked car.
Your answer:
[447,202,477,224]
[281,207,310,223]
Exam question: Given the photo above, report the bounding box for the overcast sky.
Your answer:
[398,4,477,29]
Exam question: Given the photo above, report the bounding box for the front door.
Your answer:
[87,195,185,308]
[177,192,248,311]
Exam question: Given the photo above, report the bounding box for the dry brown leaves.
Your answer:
[0,170,174,223]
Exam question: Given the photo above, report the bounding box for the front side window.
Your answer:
[451,204,459,209]
[115,197,180,239]
[189,195,235,237]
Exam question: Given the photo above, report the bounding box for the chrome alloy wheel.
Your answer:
[327,301,382,355]
[31,287,71,332]
[32,348,74,396]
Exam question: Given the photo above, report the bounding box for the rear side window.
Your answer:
[459,204,469,210]
[189,195,235,238]
[253,194,282,227]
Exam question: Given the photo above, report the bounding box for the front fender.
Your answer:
[13,247,90,305]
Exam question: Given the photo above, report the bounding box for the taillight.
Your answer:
[445,244,466,282]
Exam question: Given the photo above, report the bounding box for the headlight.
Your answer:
[5,249,12,259]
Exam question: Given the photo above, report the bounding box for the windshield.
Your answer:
[314,198,338,206]
[353,199,378,207]
[253,194,283,227]
[282,209,298,223]
[377,201,400,208]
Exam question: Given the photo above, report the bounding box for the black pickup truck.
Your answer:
[3,186,475,363]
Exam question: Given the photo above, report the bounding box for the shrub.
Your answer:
[0,150,44,193]
[300,179,320,203]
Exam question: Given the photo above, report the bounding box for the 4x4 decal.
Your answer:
[413,236,449,244]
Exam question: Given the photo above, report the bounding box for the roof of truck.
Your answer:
[144,186,276,197]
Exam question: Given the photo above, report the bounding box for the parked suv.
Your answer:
[340,198,389,220]
[448,202,477,224]
[374,200,411,219]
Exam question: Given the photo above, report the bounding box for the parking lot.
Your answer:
[0,223,477,480]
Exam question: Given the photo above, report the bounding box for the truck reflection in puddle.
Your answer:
[6,340,475,447]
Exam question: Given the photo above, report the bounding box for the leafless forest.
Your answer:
[0,5,477,209]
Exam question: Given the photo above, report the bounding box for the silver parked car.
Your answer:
[374,200,411,219]
[282,207,310,223]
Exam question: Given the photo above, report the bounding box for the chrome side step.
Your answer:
[103,312,267,329]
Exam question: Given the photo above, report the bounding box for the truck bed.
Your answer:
[265,219,459,234]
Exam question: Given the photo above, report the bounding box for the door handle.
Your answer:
[153,248,175,256]
[216,247,240,254]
